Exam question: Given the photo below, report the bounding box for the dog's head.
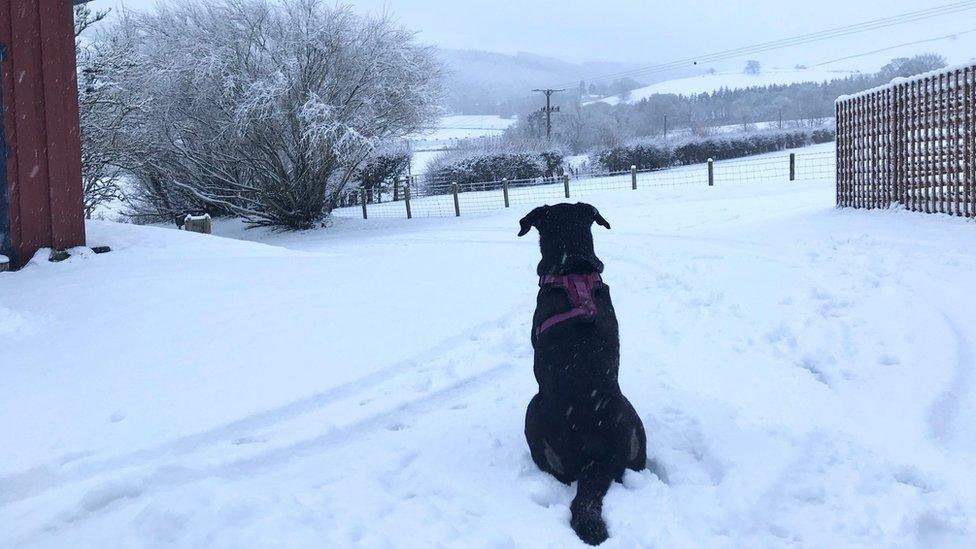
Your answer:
[518,202,611,276]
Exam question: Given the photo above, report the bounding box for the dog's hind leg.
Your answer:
[617,399,648,473]
[570,462,613,546]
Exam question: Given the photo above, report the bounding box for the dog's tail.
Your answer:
[571,461,613,546]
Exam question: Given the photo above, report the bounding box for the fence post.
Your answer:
[377,186,383,203]
[707,158,714,186]
[393,177,400,201]
[563,174,570,198]
[452,183,460,217]
[503,178,510,208]
[789,153,796,181]
[404,177,412,219]
[360,186,368,219]
[631,165,637,190]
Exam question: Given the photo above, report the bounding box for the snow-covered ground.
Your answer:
[3,173,976,547]
[592,68,860,105]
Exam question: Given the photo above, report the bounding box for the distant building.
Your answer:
[1,0,88,267]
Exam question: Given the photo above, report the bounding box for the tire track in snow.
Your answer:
[926,312,975,450]
[0,306,530,508]
[15,360,521,546]
[880,270,976,452]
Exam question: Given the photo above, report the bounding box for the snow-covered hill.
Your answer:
[3,158,976,547]
[592,68,860,105]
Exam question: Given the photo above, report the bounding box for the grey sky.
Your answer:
[101,0,976,69]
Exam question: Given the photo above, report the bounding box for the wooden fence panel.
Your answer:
[837,63,976,217]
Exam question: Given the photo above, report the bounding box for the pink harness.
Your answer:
[536,273,603,336]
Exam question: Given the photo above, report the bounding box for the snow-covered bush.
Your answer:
[357,142,411,202]
[596,144,673,173]
[424,138,562,189]
[811,129,836,144]
[117,0,441,229]
[594,127,836,172]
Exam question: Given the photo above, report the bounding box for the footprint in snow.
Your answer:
[232,435,268,446]
[878,354,901,366]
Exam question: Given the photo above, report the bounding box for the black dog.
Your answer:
[518,203,647,546]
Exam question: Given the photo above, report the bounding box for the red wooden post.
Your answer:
[1,0,87,266]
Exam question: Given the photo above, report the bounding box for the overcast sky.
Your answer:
[101,0,976,69]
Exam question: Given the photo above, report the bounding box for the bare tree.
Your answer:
[75,4,146,219]
[118,0,442,229]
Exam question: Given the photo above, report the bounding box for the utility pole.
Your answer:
[533,88,565,142]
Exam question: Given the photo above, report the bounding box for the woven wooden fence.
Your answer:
[836,64,976,217]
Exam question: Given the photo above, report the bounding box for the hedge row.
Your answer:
[596,128,836,172]
[426,151,564,187]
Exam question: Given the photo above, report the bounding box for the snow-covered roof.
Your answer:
[836,61,976,103]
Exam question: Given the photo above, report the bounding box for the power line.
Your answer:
[809,28,976,67]
[555,1,976,89]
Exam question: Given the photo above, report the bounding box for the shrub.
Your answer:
[595,127,835,172]
[811,129,837,144]
[424,138,564,190]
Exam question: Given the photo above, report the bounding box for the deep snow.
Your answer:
[2,173,976,547]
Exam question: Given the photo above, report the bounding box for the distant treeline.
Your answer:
[509,54,946,154]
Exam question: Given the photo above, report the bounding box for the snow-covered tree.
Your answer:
[119,0,441,229]
[75,4,145,219]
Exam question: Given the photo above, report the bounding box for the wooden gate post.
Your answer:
[452,183,460,217]
[631,165,637,190]
[707,159,714,186]
[404,178,412,219]
[502,178,510,207]
[360,187,367,219]
[789,153,796,181]
[563,175,570,198]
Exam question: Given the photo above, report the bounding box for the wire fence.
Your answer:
[333,150,836,219]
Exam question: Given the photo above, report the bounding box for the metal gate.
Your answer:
[0,41,10,262]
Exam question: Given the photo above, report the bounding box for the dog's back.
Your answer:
[519,204,647,546]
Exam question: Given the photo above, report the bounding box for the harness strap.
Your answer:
[536,273,603,336]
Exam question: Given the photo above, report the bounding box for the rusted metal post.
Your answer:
[707,158,714,186]
[502,178,510,207]
[789,153,796,181]
[563,174,570,198]
[404,177,412,219]
[631,165,637,189]
[360,187,367,219]
[452,183,460,217]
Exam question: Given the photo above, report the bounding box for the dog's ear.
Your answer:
[590,205,611,230]
[518,206,547,237]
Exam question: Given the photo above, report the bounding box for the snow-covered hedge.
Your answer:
[595,128,836,172]
[424,139,564,189]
